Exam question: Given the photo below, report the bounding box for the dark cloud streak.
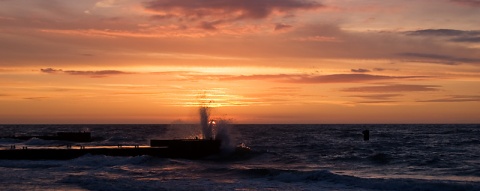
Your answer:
[274,23,293,31]
[418,95,480,103]
[40,68,132,78]
[354,100,397,104]
[40,68,61,73]
[406,29,480,43]
[24,97,49,100]
[64,70,130,76]
[406,29,478,36]
[399,52,480,65]
[342,84,441,92]
[350,94,403,100]
[351,68,371,73]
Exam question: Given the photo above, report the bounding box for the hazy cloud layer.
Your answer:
[342,84,441,92]
[418,95,480,103]
[221,73,425,83]
[451,0,480,7]
[1,2,479,67]
[40,68,425,84]
[292,74,419,83]
[354,100,398,104]
[399,53,480,65]
[350,94,403,100]
[24,97,49,100]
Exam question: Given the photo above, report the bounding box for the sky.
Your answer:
[1,0,479,124]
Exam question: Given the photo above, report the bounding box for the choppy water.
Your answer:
[0,124,479,191]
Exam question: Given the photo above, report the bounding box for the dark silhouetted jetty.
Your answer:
[0,139,221,160]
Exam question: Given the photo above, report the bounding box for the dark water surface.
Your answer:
[0,124,479,190]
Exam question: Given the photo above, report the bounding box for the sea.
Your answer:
[0,124,479,191]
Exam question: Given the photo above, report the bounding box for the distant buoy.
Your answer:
[362,130,370,141]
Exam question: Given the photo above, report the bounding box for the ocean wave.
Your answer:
[0,159,63,169]
[69,155,158,167]
[23,137,65,146]
[1,124,479,191]
[368,153,392,164]
[0,138,23,145]
[61,175,156,191]
[235,167,480,191]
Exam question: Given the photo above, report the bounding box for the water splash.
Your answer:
[199,106,213,139]
[199,106,237,151]
[215,119,235,152]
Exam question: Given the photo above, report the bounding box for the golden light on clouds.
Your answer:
[0,0,479,123]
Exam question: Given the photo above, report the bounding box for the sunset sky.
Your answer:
[1,0,479,124]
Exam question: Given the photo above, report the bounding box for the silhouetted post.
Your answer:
[362,130,370,141]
